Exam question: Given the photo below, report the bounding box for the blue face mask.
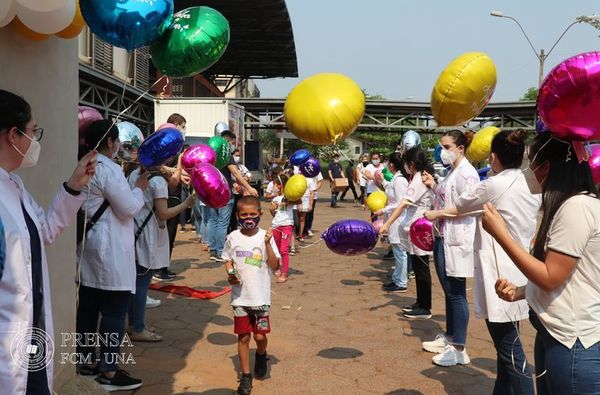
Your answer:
[238,216,260,230]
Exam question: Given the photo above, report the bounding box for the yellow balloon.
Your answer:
[366,191,387,212]
[284,174,308,201]
[284,73,366,145]
[466,126,501,163]
[431,52,497,126]
[55,2,84,39]
[13,17,50,40]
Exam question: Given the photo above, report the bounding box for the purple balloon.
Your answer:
[290,149,311,166]
[299,156,321,177]
[138,127,184,167]
[321,219,378,256]
[409,217,433,252]
[535,119,550,135]
[538,51,600,141]
[181,144,217,170]
[190,163,231,208]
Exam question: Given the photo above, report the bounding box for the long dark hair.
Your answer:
[403,147,434,175]
[491,129,527,169]
[531,133,598,259]
[388,152,409,178]
[0,89,31,132]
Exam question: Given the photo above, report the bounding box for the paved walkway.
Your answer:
[126,196,536,395]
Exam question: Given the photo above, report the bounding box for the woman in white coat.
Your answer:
[421,130,479,367]
[374,152,409,292]
[426,130,539,393]
[0,90,97,395]
[76,120,148,392]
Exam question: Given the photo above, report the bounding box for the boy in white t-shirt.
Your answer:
[222,196,281,395]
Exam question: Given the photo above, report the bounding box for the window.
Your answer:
[354,146,361,155]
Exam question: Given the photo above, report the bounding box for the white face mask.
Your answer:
[523,165,543,194]
[112,141,121,159]
[372,159,380,166]
[404,163,412,175]
[440,149,457,166]
[12,132,41,168]
[233,156,241,163]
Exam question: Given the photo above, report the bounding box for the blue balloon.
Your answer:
[299,156,321,178]
[138,127,184,168]
[477,166,491,181]
[80,0,174,51]
[536,119,550,135]
[290,149,311,166]
[433,144,442,163]
[322,219,379,256]
[402,130,421,151]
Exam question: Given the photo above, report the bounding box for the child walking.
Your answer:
[270,175,295,283]
[222,196,281,395]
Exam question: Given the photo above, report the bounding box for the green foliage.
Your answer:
[257,129,348,160]
[520,87,538,101]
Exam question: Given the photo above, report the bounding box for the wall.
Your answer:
[0,25,79,391]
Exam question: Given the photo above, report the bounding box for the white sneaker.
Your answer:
[422,333,449,354]
[145,296,161,309]
[307,230,314,237]
[432,344,471,367]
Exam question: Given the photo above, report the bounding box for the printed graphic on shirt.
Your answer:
[236,247,264,267]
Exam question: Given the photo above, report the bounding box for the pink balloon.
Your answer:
[538,51,600,141]
[410,217,433,252]
[158,122,177,130]
[588,144,600,184]
[190,163,231,208]
[372,219,384,233]
[78,106,103,143]
[181,144,217,170]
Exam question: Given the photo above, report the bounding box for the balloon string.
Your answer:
[270,227,322,249]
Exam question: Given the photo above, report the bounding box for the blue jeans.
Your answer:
[208,197,235,256]
[193,201,210,241]
[128,268,154,332]
[530,310,600,394]
[391,244,408,288]
[486,320,534,395]
[433,237,469,346]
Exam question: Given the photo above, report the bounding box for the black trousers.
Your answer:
[340,183,359,200]
[411,254,432,310]
[305,199,317,232]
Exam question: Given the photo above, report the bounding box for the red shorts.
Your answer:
[233,306,271,335]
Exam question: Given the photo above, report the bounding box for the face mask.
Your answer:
[334,159,340,163]
[233,156,241,163]
[440,149,457,166]
[404,164,412,175]
[111,141,121,159]
[522,165,543,194]
[362,161,368,166]
[229,143,236,153]
[12,132,41,168]
[238,216,260,230]
[372,159,381,166]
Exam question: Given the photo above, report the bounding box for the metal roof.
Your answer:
[174,0,298,79]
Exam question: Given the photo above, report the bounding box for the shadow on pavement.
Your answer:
[421,365,495,394]
[387,390,424,395]
[317,347,364,359]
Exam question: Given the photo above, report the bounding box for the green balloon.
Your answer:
[207,136,231,169]
[150,6,230,77]
[382,166,394,182]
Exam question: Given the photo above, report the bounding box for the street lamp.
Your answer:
[490,11,598,87]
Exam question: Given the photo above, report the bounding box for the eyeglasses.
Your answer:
[18,127,44,142]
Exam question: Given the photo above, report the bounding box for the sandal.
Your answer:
[274,270,282,277]
[289,247,296,256]
[129,329,163,342]
[276,274,288,283]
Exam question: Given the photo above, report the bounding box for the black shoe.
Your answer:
[77,365,97,377]
[254,352,268,379]
[95,370,143,391]
[383,283,408,293]
[152,271,172,281]
[402,303,420,313]
[237,373,253,395]
[382,282,395,288]
[165,269,177,278]
[404,308,432,319]
[210,251,218,261]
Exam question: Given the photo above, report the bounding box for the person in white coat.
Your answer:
[426,130,539,393]
[421,130,479,367]
[76,120,148,392]
[0,90,97,395]
[380,147,435,319]
[374,152,409,292]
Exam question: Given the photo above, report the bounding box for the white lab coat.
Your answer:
[78,154,144,293]
[398,171,435,255]
[382,172,408,244]
[434,157,479,277]
[0,168,85,394]
[455,168,541,322]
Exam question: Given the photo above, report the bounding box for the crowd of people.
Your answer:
[2,86,600,395]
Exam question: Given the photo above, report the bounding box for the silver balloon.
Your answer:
[214,121,229,136]
[402,130,421,152]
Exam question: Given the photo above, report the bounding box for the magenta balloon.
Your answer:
[190,163,231,208]
[181,144,217,170]
[158,122,177,130]
[538,51,600,141]
[373,219,384,233]
[409,217,433,252]
[78,106,103,141]
[588,144,600,184]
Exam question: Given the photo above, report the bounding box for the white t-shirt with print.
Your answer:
[527,194,600,349]
[222,229,281,307]
[271,195,294,228]
[364,163,384,194]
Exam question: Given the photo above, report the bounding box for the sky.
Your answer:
[258,0,600,102]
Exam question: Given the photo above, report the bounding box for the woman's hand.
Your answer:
[67,150,97,191]
[423,210,439,221]
[495,278,519,302]
[379,223,389,235]
[421,171,435,189]
[185,193,196,208]
[482,203,509,240]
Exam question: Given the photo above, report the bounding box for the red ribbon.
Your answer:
[149,283,231,299]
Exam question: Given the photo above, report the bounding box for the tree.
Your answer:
[520,87,538,101]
